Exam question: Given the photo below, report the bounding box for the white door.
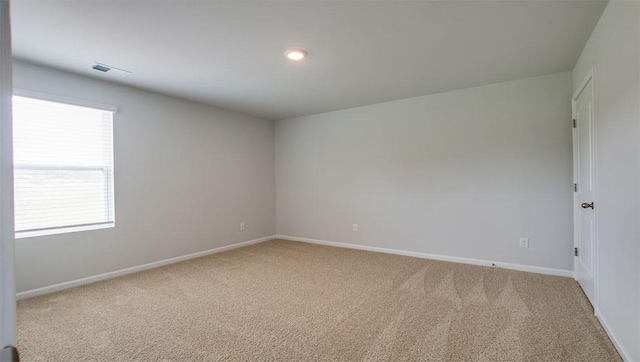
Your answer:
[0,0,17,356]
[573,69,596,307]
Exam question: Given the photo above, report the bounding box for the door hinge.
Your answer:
[573,119,577,128]
[574,247,579,256]
[574,183,577,192]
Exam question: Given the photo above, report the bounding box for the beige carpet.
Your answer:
[18,239,619,361]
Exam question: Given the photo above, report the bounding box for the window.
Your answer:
[12,92,115,237]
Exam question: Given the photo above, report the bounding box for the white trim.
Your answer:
[0,0,16,349]
[17,235,275,300]
[13,88,118,113]
[595,308,633,362]
[276,235,573,278]
[572,68,594,102]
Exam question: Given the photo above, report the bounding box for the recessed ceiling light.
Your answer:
[284,49,307,61]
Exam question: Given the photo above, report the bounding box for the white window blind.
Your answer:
[12,95,115,236]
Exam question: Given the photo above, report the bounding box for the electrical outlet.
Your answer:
[240,223,245,231]
[352,224,358,232]
[519,237,529,248]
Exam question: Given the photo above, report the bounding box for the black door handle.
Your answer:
[581,202,594,209]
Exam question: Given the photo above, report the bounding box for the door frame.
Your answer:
[0,0,16,351]
[571,67,598,310]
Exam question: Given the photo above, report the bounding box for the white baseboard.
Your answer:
[17,235,275,300]
[595,308,634,362]
[276,235,573,278]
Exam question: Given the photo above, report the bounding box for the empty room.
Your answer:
[0,0,638,361]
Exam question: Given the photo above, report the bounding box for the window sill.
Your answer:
[15,222,114,239]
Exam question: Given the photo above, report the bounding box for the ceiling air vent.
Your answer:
[90,63,131,78]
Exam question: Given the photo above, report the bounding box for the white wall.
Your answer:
[572,1,640,360]
[276,71,574,272]
[13,61,275,293]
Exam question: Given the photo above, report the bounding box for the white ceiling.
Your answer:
[11,0,607,120]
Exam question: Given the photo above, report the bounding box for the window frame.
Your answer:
[12,89,117,239]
